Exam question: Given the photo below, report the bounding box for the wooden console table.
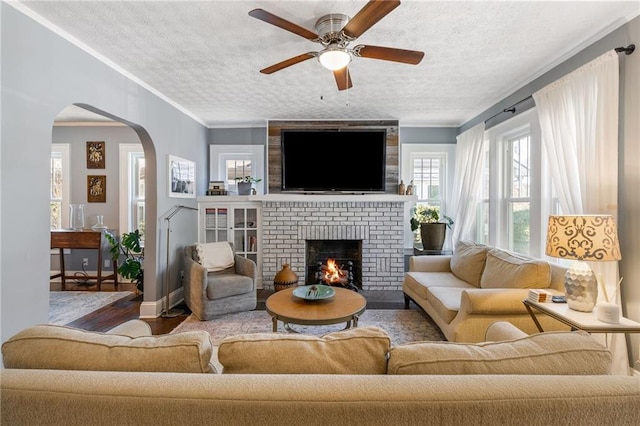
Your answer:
[50,230,118,291]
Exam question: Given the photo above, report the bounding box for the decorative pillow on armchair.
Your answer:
[195,241,235,272]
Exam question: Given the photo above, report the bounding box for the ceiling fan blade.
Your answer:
[249,9,318,41]
[342,0,401,39]
[260,53,316,74]
[334,67,353,91]
[353,45,424,65]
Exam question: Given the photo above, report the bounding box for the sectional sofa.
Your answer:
[403,240,569,342]
[2,319,639,425]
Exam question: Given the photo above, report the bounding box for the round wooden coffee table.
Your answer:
[265,286,367,332]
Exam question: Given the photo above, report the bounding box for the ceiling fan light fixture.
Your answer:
[318,47,351,71]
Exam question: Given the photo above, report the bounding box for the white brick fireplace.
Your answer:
[258,194,411,291]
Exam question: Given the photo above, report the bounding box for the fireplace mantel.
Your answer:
[198,194,416,203]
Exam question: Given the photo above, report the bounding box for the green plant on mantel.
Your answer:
[105,229,144,293]
[410,205,454,232]
[235,176,262,184]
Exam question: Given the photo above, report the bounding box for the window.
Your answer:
[412,156,443,208]
[480,108,546,257]
[506,133,531,255]
[476,143,490,244]
[401,144,454,247]
[209,145,265,195]
[119,144,145,241]
[50,144,70,229]
[226,159,254,191]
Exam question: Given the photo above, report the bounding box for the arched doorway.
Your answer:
[49,104,157,322]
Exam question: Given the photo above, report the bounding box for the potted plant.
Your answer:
[410,205,454,251]
[235,176,262,195]
[105,229,144,293]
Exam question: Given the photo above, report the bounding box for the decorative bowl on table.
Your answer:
[292,284,335,300]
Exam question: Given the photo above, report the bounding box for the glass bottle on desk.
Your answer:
[92,215,107,230]
[69,204,85,230]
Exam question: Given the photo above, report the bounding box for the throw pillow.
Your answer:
[218,326,391,374]
[480,248,551,289]
[449,240,490,287]
[387,330,611,375]
[2,325,216,373]
[195,241,235,272]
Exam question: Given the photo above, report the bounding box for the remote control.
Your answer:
[552,295,566,303]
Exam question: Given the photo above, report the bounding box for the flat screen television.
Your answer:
[281,129,387,193]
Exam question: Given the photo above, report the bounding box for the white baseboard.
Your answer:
[139,287,184,318]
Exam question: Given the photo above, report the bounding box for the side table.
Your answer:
[523,299,640,334]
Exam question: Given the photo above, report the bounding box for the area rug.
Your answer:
[171,309,445,346]
[49,291,133,325]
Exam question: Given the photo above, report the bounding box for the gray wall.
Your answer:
[208,127,267,145]
[400,127,457,144]
[1,3,207,344]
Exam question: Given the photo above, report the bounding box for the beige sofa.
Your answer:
[2,320,639,425]
[403,241,569,342]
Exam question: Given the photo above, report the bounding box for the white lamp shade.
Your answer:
[318,48,351,71]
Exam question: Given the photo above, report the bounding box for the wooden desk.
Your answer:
[51,230,117,291]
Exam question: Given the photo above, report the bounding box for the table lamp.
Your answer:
[545,215,621,312]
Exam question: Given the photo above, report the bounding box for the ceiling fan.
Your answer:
[248,0,424,91]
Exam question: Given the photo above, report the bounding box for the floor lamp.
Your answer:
[162,205,198,318]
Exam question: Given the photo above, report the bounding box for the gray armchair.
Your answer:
[183,243,257,320]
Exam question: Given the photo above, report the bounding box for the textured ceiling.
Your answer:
[16,1,640,127]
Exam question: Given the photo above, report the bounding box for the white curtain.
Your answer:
[450,122,486,245]
[533,50,627,374]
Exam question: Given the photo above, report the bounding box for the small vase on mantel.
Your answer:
[273,264,299,292]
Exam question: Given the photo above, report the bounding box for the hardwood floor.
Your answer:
[51,282,190,335]
[53,283,408,334]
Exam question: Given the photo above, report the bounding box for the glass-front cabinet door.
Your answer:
[233,207,258,264]
[203,206,229,243]
[198,197,262,288]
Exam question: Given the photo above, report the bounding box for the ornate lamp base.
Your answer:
[564,260,597,312]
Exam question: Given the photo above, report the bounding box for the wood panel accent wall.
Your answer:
[267,120,399,194]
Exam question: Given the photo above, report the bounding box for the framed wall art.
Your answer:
[87,175,107,203]
[86,141,105,169]
[168,155,196,198]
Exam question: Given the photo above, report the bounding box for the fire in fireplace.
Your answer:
[323,259,347,285]
[306,239,361,291]
[314,258,358,291]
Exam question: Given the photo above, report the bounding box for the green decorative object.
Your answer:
[292,285,335,300]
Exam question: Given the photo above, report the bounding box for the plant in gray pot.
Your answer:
[410,205,454,251]
[235,176,262,195]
